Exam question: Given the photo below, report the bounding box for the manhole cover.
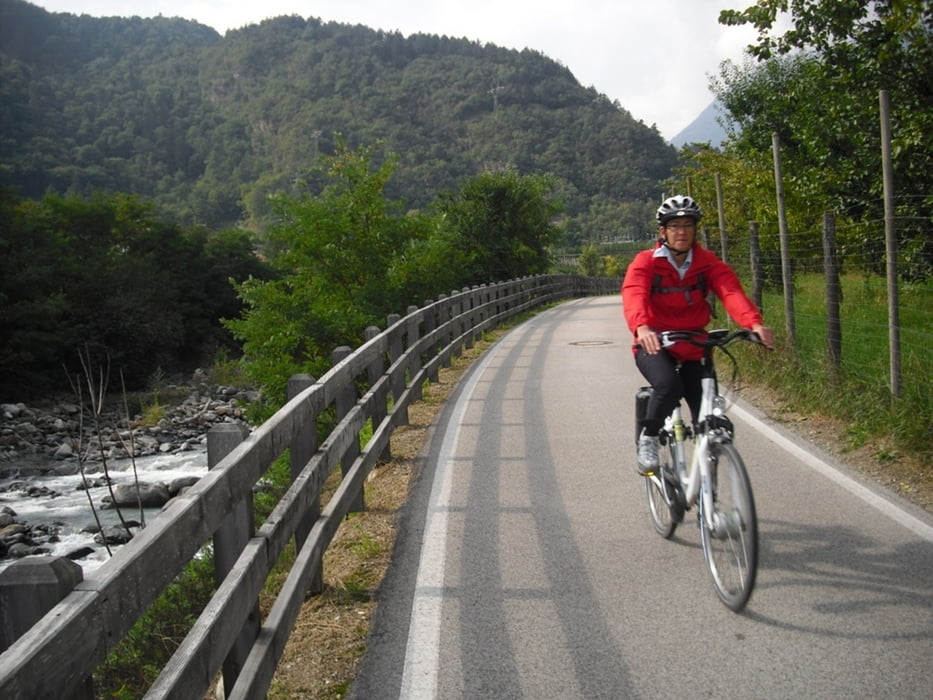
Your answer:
[570,340,613,347]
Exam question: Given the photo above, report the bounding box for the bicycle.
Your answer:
[636,328,763,611]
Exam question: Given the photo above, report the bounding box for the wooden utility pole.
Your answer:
[772,132,795,347]
[715,173,727,263]
[879,90,901,397]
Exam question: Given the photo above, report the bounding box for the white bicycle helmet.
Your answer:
[657,195,702,225]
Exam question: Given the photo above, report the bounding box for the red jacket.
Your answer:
[621,243,763,361]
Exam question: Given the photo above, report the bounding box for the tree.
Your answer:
[707,0,932,280]
[577,242,602,277]
[225,141,430,408]
[718,0,932,213]
[0,187,70,395]
[434,170,563,286]
[0,188,269,398]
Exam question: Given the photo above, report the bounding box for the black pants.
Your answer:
[634,348,707,435]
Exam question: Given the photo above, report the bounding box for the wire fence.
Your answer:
[690,198,931,459]
[716,211,930,369]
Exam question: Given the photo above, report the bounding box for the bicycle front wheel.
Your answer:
[699,442,758,611]
[644,443,683,539]
[645,472,676,539]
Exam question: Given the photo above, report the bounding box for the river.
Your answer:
[0,448,209,576]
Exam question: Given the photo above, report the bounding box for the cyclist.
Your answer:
[622,195,774,475]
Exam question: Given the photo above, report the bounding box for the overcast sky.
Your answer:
[33,1,768,140]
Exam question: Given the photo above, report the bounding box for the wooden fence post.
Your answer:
[364,326,391,461]
[476,285,489,343]
[450,292,463,359]
[464,289,476,350]
[287,373,322,594]
[879,89,901,397]
[332,346,364,513]
[434,295,451,369]
[386,313,408,425]
[700,228,719,317]
[749,221,763,312]
[420,303,439,383]
[0,558,92,697]
[407,306,423,401]
[715,172,728,263]
[823,212,842,374]
[0,557,79,652]
[209,422,259,696]
[772,131,796,347]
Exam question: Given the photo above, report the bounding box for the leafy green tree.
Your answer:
[577,242,602,277]
[0,189,269,398]
[718,0,932,215]
[434,170,563,286]
[700,0,932,279]
[0,187,70,394]
[224,141,429,408]
[602,255,624,278]
[384,220,463,304]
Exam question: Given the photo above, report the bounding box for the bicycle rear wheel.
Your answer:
[699,442,758,611]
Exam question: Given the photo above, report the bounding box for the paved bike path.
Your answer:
[350,296,933,699]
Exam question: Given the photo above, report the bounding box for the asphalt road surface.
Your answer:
[349,296,933,699]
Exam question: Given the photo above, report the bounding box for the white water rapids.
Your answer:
[0,448,209,575]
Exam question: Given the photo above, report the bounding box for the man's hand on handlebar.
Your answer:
[636,325,661,354]
[751,323,775,349]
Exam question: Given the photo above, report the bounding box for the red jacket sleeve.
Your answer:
[705,252,763,329]
[621,250,655,334]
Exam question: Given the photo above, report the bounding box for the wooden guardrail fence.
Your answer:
[0,274,618,699]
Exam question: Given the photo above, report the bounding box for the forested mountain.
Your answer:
[0,0,677,241]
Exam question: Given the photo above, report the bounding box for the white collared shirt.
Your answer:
[653,245,693,280]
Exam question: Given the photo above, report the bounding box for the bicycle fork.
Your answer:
[696,439,745,539]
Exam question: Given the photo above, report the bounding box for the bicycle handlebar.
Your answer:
[659,328,764,349]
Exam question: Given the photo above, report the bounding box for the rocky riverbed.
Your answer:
[0,375,257,569]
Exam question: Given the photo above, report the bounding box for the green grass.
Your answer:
[737,273,931,466]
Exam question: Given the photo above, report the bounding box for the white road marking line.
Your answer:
[399,345,503,698]
[732,404,933,542]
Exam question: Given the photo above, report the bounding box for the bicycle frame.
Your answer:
[662,372,724,531]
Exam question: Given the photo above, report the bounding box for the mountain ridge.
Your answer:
[1,0,680,241]
[671,100,728,148]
